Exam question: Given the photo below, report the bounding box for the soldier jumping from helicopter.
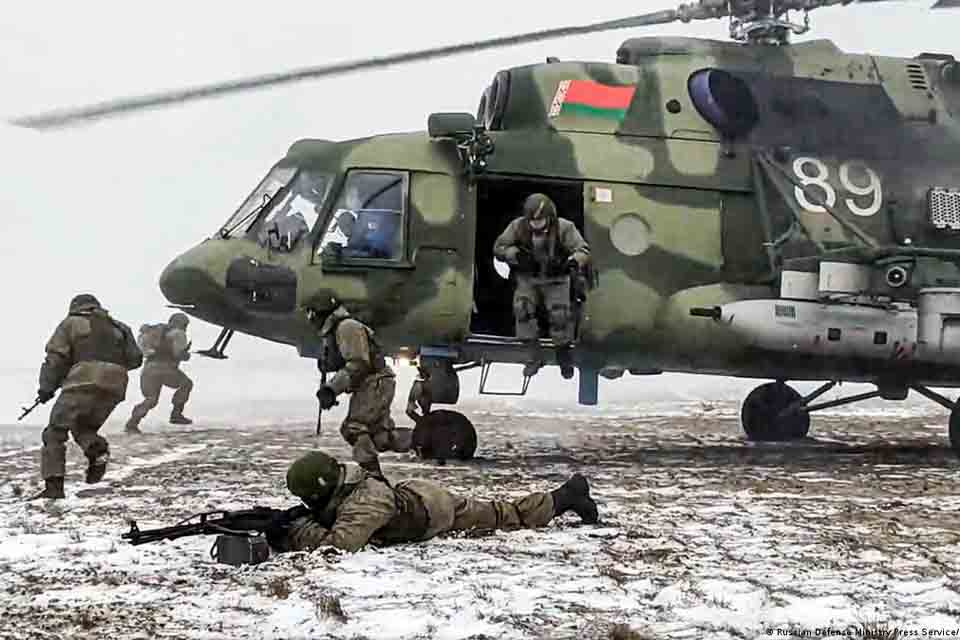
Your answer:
[494,193,590,379]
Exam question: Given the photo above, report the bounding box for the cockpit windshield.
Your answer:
[255,170,333,252]
[220,166,296,238]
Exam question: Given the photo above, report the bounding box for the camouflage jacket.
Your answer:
[493,217,589,278]
[39,308,143,400]
[147,327,190,367]
[319,306,394,395]
[287,464,434,553]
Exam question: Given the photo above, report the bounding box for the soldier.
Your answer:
[493,193,590,379]
[125,312,194,433]
[311,302,410,476]
[405,364,432,425]
[266,450,599,553]
[34,294,143,499]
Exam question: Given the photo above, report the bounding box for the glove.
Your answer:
[37,389,55,404]
[316,386,337,410]
[264,505,311,551]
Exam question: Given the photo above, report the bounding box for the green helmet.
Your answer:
[69,294,101,313]
[286,451,342,505]
[522,193,557,232]
[168,312,189,329]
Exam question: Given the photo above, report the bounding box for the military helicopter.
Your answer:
[12,0,960,454]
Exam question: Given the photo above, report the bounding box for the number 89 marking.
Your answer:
[792,157,883,217]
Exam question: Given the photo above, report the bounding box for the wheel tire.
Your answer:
[412,409,478,461]
[741,382,810,441]
[949,404,960,455]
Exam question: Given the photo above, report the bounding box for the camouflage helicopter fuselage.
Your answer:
[160,36,960,396]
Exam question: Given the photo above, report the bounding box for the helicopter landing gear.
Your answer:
[412,410,478,461]
[909,385,960,455]
[196,328,234,359]
[741,381,810,441]
[950,409,960,455]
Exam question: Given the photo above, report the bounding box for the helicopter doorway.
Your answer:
[470,176,585,337]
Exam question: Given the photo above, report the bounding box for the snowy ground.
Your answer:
[2,402,960,640]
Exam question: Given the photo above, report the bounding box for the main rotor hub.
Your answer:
[726,0,812,45]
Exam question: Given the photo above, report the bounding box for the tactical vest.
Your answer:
[320,317,387,373]
[512,219,571,278]
[71,312,129,367]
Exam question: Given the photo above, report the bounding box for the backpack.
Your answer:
[137,323,171,358]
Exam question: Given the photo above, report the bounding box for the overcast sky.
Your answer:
[1,0,955,426]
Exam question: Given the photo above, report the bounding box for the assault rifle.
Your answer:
[18,399,41,421]
[121,505,310,565]
[122,505,310,545]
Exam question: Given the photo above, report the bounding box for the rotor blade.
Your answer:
[931,0,960,7]
[9,9,681,130]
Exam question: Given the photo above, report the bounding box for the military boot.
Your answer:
[550,473,598,524]
[31,477,65,500]
[170,408,193,425]
[86,452,109,484]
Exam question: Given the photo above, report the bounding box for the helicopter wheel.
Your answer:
[412,409,477,461]
[949,403,960,455]
[741,381,810,442]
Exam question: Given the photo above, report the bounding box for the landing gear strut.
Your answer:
[197,328,234,359]
[740,380,960,453]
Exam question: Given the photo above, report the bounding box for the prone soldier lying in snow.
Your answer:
[265,451,599,553]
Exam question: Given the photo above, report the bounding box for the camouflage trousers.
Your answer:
[400,479,555,540]
[340,372,402,473]
[128,362,193,424]
[41,389,119,479]
[513,274,574,344]
[283,481,555,551]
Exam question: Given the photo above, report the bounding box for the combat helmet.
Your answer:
[522,193,557,232]
[286,451,342,507]
[168,312,190,330]
[69,293,101,313]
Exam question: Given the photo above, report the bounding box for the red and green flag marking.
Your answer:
[548,80,636,121]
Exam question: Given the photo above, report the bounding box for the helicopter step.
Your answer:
[460,334,599,405]
[741,380,960,453]
[196,327,234,360]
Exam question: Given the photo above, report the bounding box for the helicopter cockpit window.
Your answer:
[220,166,296,239]
[255,170,333,252]
[318,170,407,262]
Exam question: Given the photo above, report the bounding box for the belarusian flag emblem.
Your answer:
[548,79,636,120]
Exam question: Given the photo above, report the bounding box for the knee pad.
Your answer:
[41,427,67,446]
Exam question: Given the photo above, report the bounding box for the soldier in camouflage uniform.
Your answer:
[313,303,410,476]
[267,450,599,553]
[405,364,432,425]
[125,312,194,433]
[493,193,590,379]
[34,294,143,499]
